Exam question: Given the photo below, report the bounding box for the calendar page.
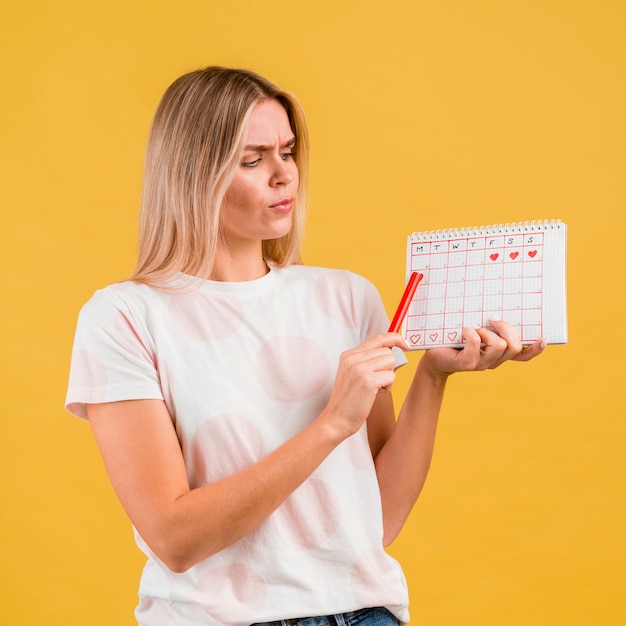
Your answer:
[403,220,567,350]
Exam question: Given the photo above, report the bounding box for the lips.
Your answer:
[270,198,294,213]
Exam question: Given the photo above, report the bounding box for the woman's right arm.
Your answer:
[88,398,340,572]
[87,333,405,573]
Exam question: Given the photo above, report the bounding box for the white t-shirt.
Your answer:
[66,264,410,626]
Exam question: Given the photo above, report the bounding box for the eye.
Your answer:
[281,151,295,161]
[241,157,261,168]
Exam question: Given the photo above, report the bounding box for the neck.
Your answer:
[209,246,269,282]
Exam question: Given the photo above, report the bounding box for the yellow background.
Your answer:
[1,1,624,624]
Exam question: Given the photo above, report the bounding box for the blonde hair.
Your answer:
[131,66,309,286]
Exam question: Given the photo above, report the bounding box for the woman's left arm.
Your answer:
[370,319,546,546]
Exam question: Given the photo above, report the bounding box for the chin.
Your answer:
[268,218,293,240]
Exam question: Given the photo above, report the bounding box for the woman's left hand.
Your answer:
[420,318,546,378]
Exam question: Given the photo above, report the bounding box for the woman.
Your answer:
[66,66,544,625]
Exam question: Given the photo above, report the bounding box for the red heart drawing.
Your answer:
[410,334,421,344]
[429,333,438,342]
[489,253,499,261]
[447,331,458,341]
[509,251,519,260]
[528,250,537,258]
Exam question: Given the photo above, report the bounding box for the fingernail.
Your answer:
[489,316,501,322]
[540,339,547,349]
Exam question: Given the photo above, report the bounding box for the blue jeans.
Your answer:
[251,606,400,626]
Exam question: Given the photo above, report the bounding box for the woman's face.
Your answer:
[220,98,299,252]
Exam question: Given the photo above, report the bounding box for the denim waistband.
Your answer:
[251,606,399,626]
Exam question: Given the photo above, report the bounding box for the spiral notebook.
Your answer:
[403,220,568,350]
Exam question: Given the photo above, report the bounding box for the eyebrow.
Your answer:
[243,136,296,152]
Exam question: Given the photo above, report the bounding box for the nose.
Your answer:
[270,155,296,186]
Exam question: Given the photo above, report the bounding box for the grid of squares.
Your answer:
[405,231,545,348]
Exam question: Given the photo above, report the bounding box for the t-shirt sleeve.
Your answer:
[65,287,164,419]
[358,275,409,370]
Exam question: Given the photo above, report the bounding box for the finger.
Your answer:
[470,326,511,370]
[474,325,508,354]
[344,345,398,366]
[449,326,483,370]
[349,360,397,393]
[374,369,396,390]
[359,348,398,372]
[338,351,398,391]
[512,338,547,362]
[485,318,523,357]
[349,333,409,357]
[460,325,482,349]
[486,318,521,346]
[371,333,410,351]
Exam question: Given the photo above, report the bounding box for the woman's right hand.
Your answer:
[319,333,408,441]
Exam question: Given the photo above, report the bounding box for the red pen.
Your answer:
[388,271,424,333]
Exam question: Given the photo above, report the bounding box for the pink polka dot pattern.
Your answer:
[255,336,330,402]
[188,414,264,488]
[168,292,244,341]
[65,267,411,619]
[361,279,388,336]
[271,477,341,549]
[192,563,266,621]
[313,272,359,328]
[351,547,397,607]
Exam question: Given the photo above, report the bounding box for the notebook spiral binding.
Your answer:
[409,219,564,241]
